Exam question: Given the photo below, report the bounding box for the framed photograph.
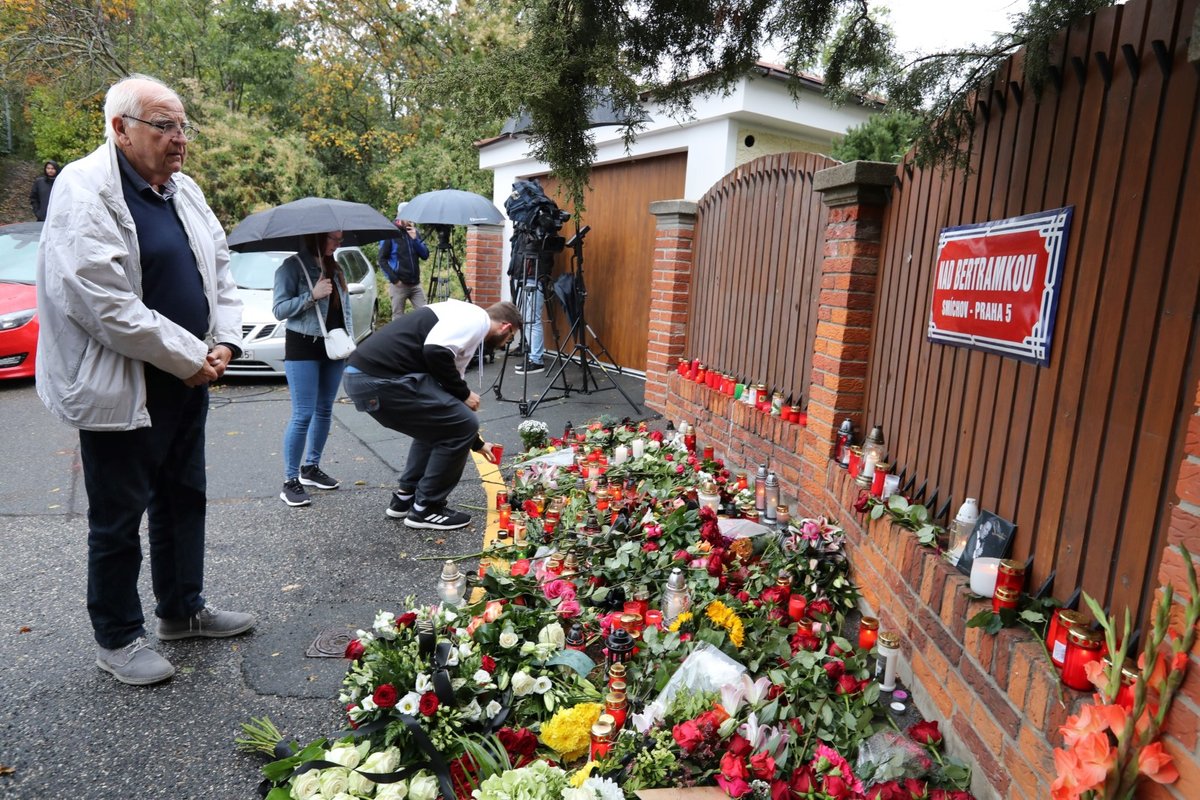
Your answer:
[956,510,1016,576]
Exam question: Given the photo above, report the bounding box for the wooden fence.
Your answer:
[686,152,836,404]
[865,0,1200,622]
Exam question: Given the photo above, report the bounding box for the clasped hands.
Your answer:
[185,344,234,386]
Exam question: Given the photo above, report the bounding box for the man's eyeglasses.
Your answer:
[122,114,200,140]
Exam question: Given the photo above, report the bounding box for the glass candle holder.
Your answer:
[848,446,863,479]
[1049,610,1086,669]
[997,560,1025,594]
[498,504,511,529]
[858,616,879,650]
[495,489,508,511]
[788,595,809,622]
[969,557,1002,598]
[1062,627,1104,691]
[644,609,663,628]
[992,586,1020,614]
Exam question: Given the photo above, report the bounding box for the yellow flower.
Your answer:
[667,612,693,632]
[541,702,603,761]
[705,600,746,649]
[569,761,598,787]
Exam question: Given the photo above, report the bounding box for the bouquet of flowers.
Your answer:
[518,420,551,451]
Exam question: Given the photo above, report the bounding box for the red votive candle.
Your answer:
[644,610,663,628]
[787,594,808,621]
[997,560,1025,594]
[1062,627,1104,691]
[495,489,508,511]
[498,504,511,528]
[858,616,879,650]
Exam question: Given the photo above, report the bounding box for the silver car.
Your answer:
[226,247,379,377]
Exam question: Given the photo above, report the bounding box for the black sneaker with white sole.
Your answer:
[514,358,544,375]
[299,464,340,489]
[387,492,413,519]
[280,478,311,507]
[404,505,472,530]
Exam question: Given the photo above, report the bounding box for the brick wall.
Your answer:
[464,223,505,306]
[645,160,1200,797]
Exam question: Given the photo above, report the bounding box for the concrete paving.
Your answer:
[0,352,650,799]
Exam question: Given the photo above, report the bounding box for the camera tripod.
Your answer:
[491,263,568,416]
[527,224,641,417]
[425,224,472,303]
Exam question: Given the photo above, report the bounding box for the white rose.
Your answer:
[537,622,565,649]
[397,691,421,715]
[458,641,473,659]
[347,768,377,797]
[409,771,440,800]
[415,672,432,693]
[361,747,400,774]
[289,769,322,800]
[323,744,362,770]
[510,670,536,697]
[533,675,553,694]
[486,699,503,718]
[355,628,376,644]
[444,648,460,667]
[519,641,536,656]
[360,695,378,714]
[463,699,482,721]
[498,629,520,648]
[377,782,410,800]
[318,767,351,798]
[473,669,493,685]
[373,611,397,639]
[647,439,662,451]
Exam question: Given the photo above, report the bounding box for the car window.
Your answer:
[229,251,289,290]
[337,249,369,284]
[0,230,41,284]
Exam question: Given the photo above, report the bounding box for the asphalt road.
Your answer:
[0,353,648,799]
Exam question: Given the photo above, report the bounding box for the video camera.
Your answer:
[505,178,569,253]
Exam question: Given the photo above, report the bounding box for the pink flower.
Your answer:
[556,598,582,618]
[749,751,776,780]
[543,579,576,600]
[715,775,751,798]
[676,464,686,475]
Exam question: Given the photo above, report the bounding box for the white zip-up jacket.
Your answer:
[35,139,243,431]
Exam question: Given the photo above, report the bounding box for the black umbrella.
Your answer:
[227,197,402,253]
[402,189,505,226]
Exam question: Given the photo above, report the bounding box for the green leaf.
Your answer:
[887,495,911,513]
[965,609,997,630]
[591,587,610,602]
[916,524,938,546]
[870,504,885,521]
[821,703,834,726]
[1019,609,1046,624]
[266,788,293,800]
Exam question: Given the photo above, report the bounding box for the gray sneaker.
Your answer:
[96,637,175,686]
[158,605,256,641]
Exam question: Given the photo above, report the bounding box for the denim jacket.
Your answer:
[272,250,354,339]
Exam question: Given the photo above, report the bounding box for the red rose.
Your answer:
[853,491,872,513]
[588,575,606,587]
[419,692,439,716]
[793,633,822,652]
[481,655,496,672]
[788,717,805,735]
[649,430,664,442]
[761,585,789,606]
[642,541,660,552]
[908,720,943,746]
[835,674,862,695]
[674,549,690,562]
[807,598,834,618]
[790,766,816,794]
[727,734,752,758]
[664,453,673,462]
[866,781,906,800]
[903,778,928,797]
[737,590,752,603]
[823,774,852,799]
[396,612,418,628]
[768,607,788,625]
[828,641,845,658]
[344,639,365,660]
[749,752,776,780]
[510,559,531,577]
[373,683,399,708]
[497,726,538,766]
[672,719,704,754]
[720,751,749,781]
[823,659,846,681]
[766,683,784,701]
[929,791,973,800]
[707,551,725,577]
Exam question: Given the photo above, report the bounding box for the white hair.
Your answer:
[103,74,181,141]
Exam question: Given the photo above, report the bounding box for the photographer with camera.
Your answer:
[505,179,569,375]
[378,201,430,315]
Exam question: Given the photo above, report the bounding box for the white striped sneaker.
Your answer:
[404,505,471,530]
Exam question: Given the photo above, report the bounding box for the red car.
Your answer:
[0,222,41,380]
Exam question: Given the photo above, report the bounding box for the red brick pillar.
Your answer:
[1155,376,1200,795]
[799,162,895,507]
[645,200,698,414]
[465,223,505,306]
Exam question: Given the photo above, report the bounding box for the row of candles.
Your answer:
[677,358,808,425]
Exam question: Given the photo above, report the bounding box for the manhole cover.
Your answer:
[306,627,353,658]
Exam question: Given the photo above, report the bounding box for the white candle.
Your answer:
[614,445,629,465]
[970,558,1001,598]
[882,474,901,499]
[631,439,645,459]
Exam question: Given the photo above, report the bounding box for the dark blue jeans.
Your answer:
[78,368,208,649]
[342,370,479,508]
[283,357,346,480]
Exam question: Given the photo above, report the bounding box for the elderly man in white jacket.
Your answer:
[36,74,254,686]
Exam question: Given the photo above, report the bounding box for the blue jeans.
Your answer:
[79,367,208,649]
[283,358,346,479]
[522,280,544,362]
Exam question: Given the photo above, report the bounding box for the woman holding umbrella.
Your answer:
[272,231,354,507]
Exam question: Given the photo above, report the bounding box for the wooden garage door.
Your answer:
[536,152,687,372]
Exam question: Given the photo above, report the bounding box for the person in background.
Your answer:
[272,231,354,507]
[377,201,429,315]
[35,74,253,687]
[342,299,519,530]
[29,160,59,221]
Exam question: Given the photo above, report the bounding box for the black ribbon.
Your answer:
[432,641,457,705]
